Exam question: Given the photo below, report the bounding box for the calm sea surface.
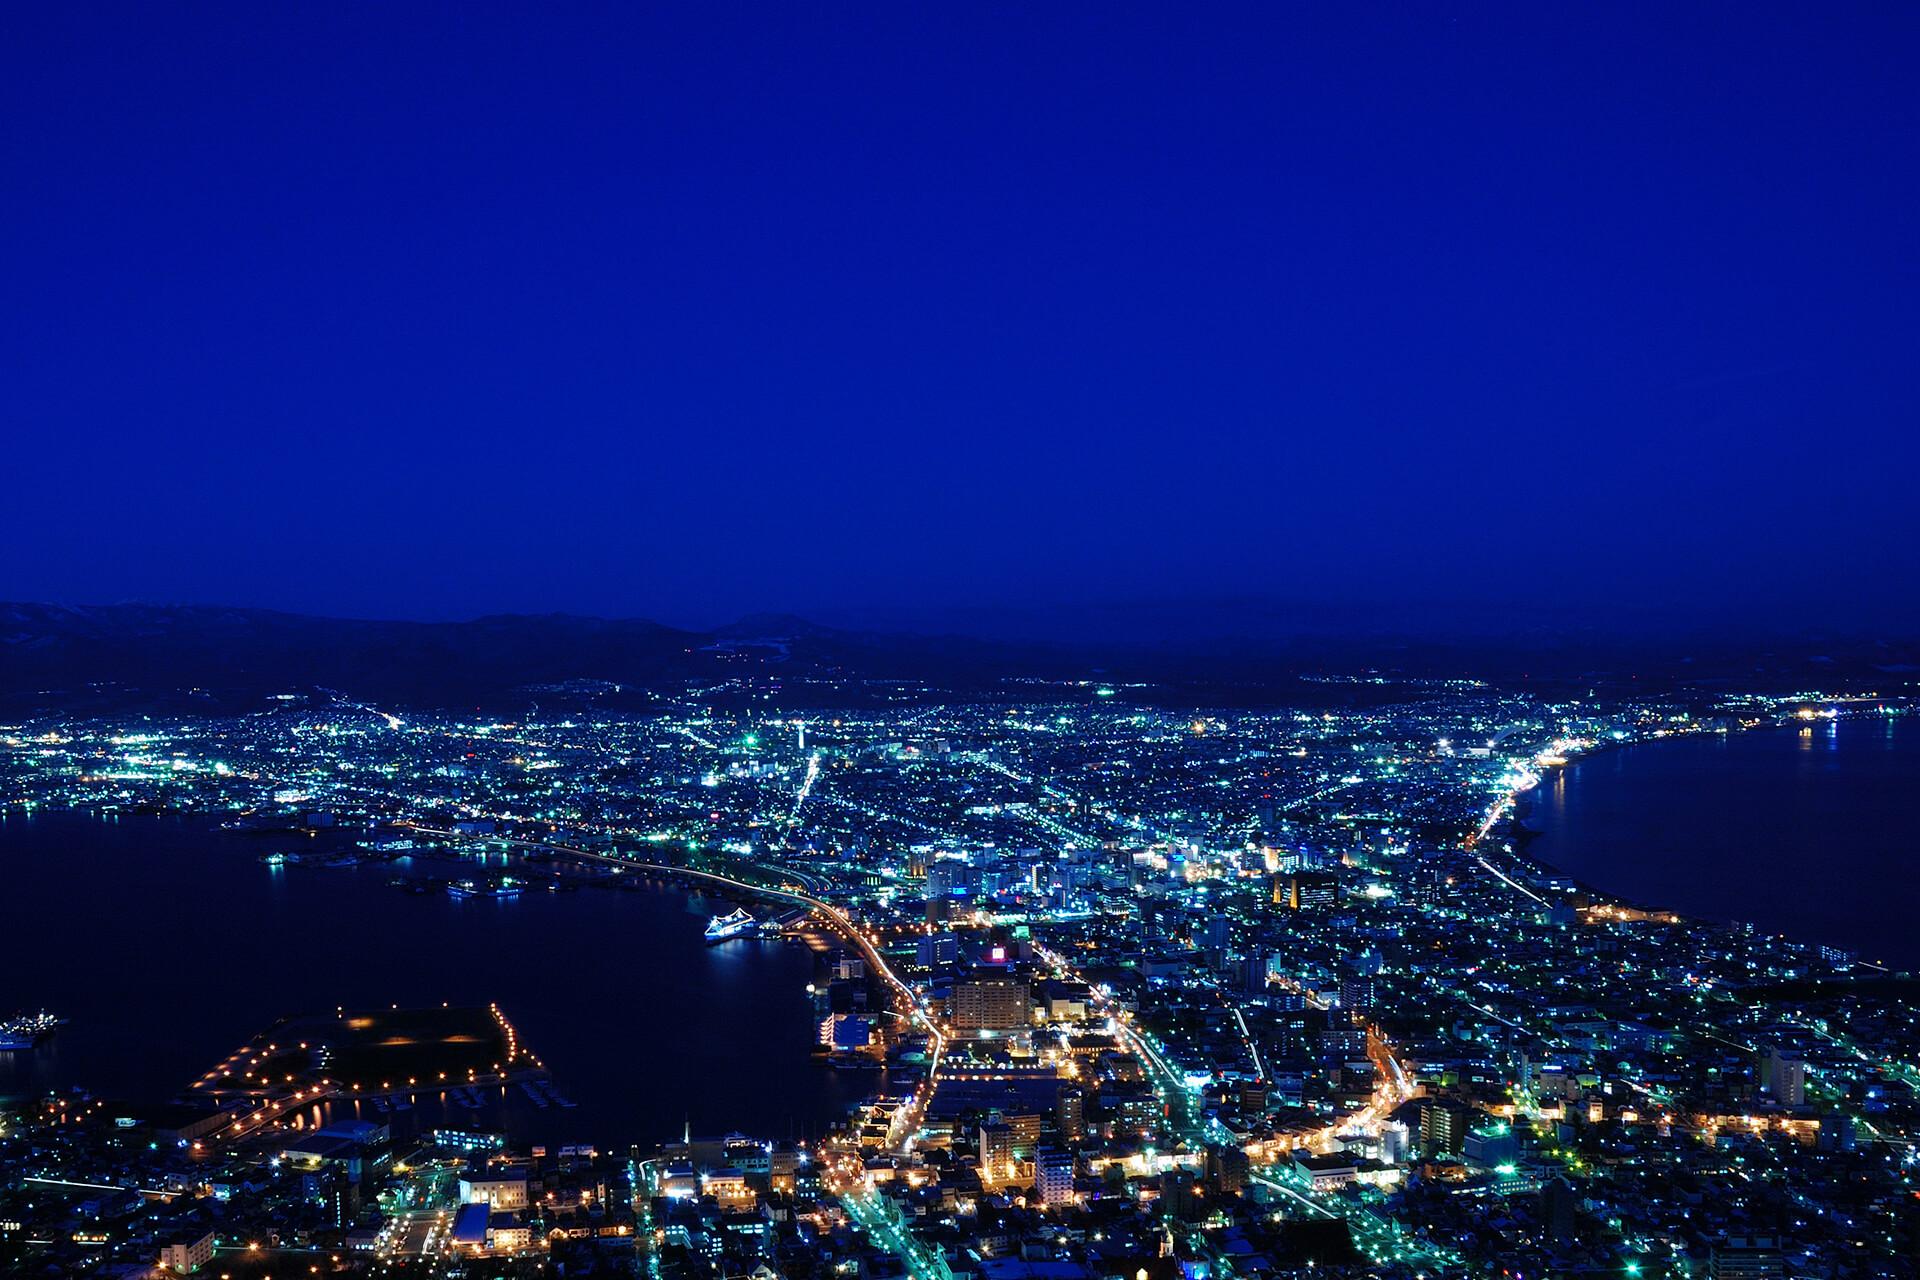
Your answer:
[0,810,855,1147]
[1527,715,1920,967]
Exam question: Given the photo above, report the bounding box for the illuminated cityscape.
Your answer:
[7,3,1920,1277]
[3,675,1918,1276]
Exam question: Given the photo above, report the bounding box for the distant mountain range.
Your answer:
[0,601,1043,711]
[1,600,1912,713]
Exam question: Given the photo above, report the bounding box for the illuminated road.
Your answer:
[1475,852,1548,906]
[792,751,823,818]
[840,1184,953,1280]
[412,827,1448,1271]
[1249,1166,1466,1275]
[1228,999,1266,1081]
[1036,944,1205,1144]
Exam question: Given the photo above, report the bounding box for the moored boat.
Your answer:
[0,1011,63,1051]
[704,906,756,942]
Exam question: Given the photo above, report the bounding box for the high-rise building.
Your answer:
[1709,1236,1785,1280]
[327,1168,361,1230]
[917,932,959,968]
[1463,1123,1519,1168]
[1379,1120,1410,1165]
[953,977,1031,1033]
[1056,1085,1086,1143]
[160,1231,217,1274]
[1539,1177,1579,1244]
[1207,1144,1249,1195]
[1288,872,1340,911]
[1035,1148,1075,1206]
[1243,953,1271,994]
[1162,1169,1203,1220]
[926,861,975,899]
[978,1120,1016,1183]
[1320,1023,1366,1062]
[1419,1099,1472,1156]
[1001,1110,1043,1155]
[1758,1048,1806,1107]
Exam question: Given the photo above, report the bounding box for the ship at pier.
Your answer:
[704,906,756,942]
[0,1011,63,1051]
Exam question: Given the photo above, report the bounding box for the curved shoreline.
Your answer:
[1494,712,1916,968]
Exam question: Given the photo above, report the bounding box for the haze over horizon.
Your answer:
[6,4,1918,633]
[7,593,1912,657]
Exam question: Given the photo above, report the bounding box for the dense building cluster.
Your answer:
[2,680,1916,1278]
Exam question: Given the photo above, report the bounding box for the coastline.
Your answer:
[1481,710,1917,969]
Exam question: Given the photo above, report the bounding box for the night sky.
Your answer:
[5,5,1917,635]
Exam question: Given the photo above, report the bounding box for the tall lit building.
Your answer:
[1419,1099,1472,1156]
[1035,1148,1075,1206]
[953,977,1031,1033]
[1287,872,1340,911]
[978,1120,1016,1184]
[1759,1047,1806,1107]
[1056,1085,1086,1143]
[917,932,959,968]
[1709,1236,1785,1280]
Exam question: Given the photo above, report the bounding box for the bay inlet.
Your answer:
[1526,714,1920,968]
[0,809,857,1146]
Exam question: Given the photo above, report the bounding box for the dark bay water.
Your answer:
[1527,715,1920,967]
[0,810,854,1147]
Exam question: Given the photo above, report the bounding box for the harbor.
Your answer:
[0,809,860,1145]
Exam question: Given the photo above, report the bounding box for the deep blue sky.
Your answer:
[5,4,1916,635]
